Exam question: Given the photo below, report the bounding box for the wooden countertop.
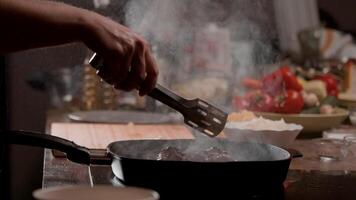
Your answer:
[50,123,194,149]
[49,122,356,171]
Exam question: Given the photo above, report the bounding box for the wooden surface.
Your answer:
[51,123,194,150]
[50,122,356,172]
[289,139,356,171]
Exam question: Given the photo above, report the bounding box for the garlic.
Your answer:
[320,104,334,114]
[302,92,319,107]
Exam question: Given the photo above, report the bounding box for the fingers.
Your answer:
[138,49,159,96]
[112,40,158,96]
[102,44,134,83]
[97,43,134,87]
[92,27,158,94]
[115,40,146,92]
[83,15,158,94]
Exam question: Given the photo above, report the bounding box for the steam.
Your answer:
[122,0,281,157]
[180,136,284,161]
[93,0,111,9]
[124,0,279,99]
[115,138,286,162]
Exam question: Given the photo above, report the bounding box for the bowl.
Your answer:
[254,108,349,134]
[349,110,356,126]
[224,118,303,147]
[33,185,159,200]
[338,93,356,109]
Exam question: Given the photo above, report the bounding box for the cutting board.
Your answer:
[50,123,194,151]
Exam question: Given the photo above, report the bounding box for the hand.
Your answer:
[82,12,158,96]
[0,0,158,96]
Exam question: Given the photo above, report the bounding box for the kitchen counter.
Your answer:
[42,149,91,188]
[42,111,356,199]
[42,110,92,188]
[43,149,356,200]
[42,148,356,200]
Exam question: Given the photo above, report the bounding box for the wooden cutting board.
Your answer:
[50,123,194,150]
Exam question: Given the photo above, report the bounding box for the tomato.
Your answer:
[233,96,250,111]
[315,74,338,96]
[233,91,276,112]
[242,78,262,90]
[274,90,304,114]
[262,70,284,95]
[279,66,302,91]
[244,91,275,112]
[328,89,338,97]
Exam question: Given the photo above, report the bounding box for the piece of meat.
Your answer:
[184,152,206,162]
[203,147,233,162]
[157,146,185,161]
[156,146,234,162]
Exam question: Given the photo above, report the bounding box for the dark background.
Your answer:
[2,0,356,199]
[3,1,129,199]
[318,0,356,38]
[4,2,93,200]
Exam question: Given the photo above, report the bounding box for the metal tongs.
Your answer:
[89,53,228,137]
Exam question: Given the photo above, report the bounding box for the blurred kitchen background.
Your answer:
[2,0,356,199]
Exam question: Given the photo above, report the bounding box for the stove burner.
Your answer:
[90,165,285,200]
[111,176,124,187]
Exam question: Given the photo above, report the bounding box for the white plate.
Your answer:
[255,108,349,134]
[224,120,302,147]
[68,110,181,124]
[33,185,159,200]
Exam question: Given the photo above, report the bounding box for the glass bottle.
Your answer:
[81,54,101,110]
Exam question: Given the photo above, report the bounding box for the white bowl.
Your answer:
[33,185,159,200]
[350,114,356,126]
[223,118,303,147]
[255,108,349,134]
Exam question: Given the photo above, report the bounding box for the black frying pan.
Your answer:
[1,130,301,199]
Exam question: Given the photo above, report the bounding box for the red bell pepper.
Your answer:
[279,66,302,91]
[314,74,338,96]
[274,90,304,114]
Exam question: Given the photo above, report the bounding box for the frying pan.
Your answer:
[1,130,301,199]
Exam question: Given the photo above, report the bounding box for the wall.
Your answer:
[5,0,128,199]
[318,0,356,36]
[273,0,319,55]
[6,44,87,200]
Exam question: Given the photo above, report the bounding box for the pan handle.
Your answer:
[0,130,92,165]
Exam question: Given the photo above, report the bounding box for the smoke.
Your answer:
[93,0,111,9]
[121,1,281,157]
[124,0,280,103]
[180,136,283,162]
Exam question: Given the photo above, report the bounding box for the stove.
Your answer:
[89,165,285,200]
[89,165,121,186]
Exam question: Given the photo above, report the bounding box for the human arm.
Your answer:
[0,0,158,95]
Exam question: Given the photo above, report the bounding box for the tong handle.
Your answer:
[148,84,187,113]
[89,53,187,114]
